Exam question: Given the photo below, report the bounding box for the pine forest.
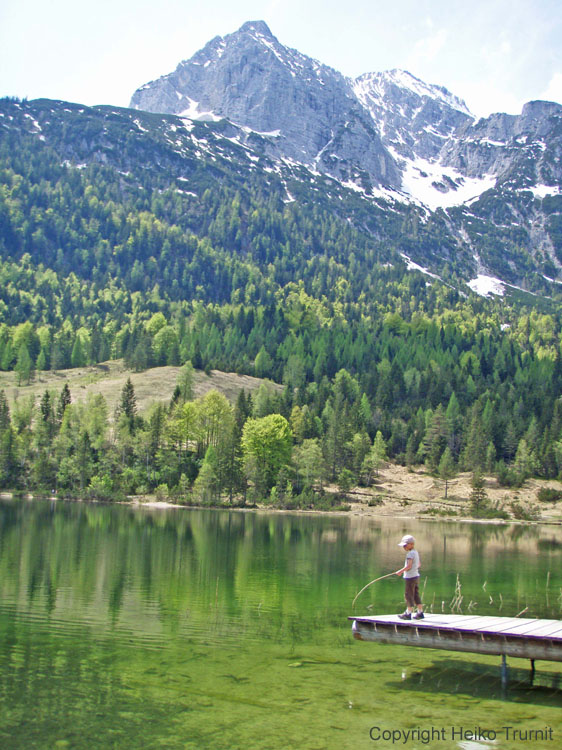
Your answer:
[2,97,562,512]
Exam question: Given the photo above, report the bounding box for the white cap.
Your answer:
[398,534,415,546]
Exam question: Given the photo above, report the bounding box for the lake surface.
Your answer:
[0,499,560,749]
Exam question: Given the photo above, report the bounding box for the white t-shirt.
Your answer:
[403,548,420,578]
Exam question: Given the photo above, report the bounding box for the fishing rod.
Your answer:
[352,571,397,609]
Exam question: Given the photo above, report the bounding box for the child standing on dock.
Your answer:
[395,534,424,620]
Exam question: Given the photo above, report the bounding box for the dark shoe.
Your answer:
[413,611,424,620]
[398,612,411,620]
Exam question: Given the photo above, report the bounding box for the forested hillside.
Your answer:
[2,96,562,504]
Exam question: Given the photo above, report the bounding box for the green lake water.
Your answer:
[0,499,560,750]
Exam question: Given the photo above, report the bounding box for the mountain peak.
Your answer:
[356,69,473,118]
[238,20,273,38]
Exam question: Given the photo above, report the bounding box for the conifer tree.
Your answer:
[463,404,487,472]
[15,344,33,385]
[37,390,56,447]
[50,342,64,373]
[76,430,95,493]
[405,433,417,468]
[234,389,252,430]
[469,470,489,515]
[71,336,87,368]
[0,427,19,488]
[177,361,195,402]
[57,384,71,425]
[0,390,10,431]
[118,378,138,434]
[513,438,537,482]
[424,404,448,473]
[192,446,220,504]
[218,418,245,504]
[502,421,519,462]
[438,447,456,499]
[371,430,388,477]
[36,348,48,371]
[485,441,496,473]
[254,346,273,378]
[1,340,14,371]
[445,392,462,457]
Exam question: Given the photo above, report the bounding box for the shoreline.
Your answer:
[2,491,561,527]
[3,464,562,526]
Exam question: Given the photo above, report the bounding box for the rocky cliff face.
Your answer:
[353,69,473,163]
[131,21,400,189]
[128,20,562,290]
[130,20,561,214]
[441,100,562,283]
[440,100,562,185]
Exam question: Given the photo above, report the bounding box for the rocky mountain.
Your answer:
[130,21,487,196]
[353,68,473,163]
[131,21,399,190]
[129,20,562,293]
[0,21,560,301]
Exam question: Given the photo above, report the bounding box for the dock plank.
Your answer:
[350,613,562,664]
[443,616,529,632]
[466,619,562,639]
[500,621,562,638]
[352,614,562,637]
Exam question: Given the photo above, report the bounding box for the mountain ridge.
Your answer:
[1,92,560,297]
[130,21,561,225]
[1,20,562,297]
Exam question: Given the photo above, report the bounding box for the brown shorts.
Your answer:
[404,576,421,607]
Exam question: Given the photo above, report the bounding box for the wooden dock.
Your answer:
[349,614,562,686]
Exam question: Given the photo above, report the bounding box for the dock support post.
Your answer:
[501,654,508,690]
[530,659,535,686]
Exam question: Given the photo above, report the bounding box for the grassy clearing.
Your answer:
[0,359,277,416]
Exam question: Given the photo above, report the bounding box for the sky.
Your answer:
[1,0,561,119]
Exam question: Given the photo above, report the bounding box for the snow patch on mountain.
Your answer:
[389,149,496,210]
[179,97,221,122]
[401,253,441,279]
[529,185,561,199]
[468,275,505,297]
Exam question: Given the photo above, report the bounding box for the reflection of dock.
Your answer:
[349,614,562,687]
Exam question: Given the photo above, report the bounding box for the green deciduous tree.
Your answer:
[194,390,233,456]
[242,413,292,498]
